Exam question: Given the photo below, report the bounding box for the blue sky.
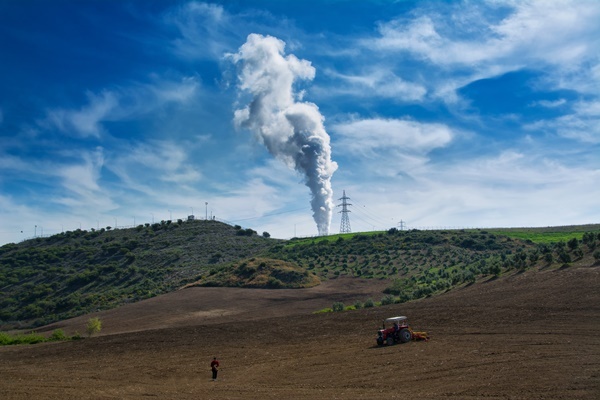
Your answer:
[1,0,599,245]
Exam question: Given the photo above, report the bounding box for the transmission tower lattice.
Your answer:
[337,190,352,233]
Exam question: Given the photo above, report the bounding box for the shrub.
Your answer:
[381,294,395,305]
[332,302,345,312]
[567,238,579,251]
[266,277,282,288]
[7,332,46,345]
[558,251,571,263]
[364,298,375,308]
[86,317,102,337]
[353,300,363,309]
[49,329,67,341]
[0,332,12,345]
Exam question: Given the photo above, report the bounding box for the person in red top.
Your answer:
[210,357,219,381]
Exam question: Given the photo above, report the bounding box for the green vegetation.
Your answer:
[86,317,102,337]
[486,226,596,244]
[188,257,320,289]
[0,220,276,329]
[1,221,598,331]
[0,329,80,346]
[268,227,600,305]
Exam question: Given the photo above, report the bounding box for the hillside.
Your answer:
[0,220,277,328]
[1,222,599,330]
[0,262,598,399]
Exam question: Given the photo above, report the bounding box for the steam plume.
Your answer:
[231,34,337,236]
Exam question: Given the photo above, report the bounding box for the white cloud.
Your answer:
[525,100,600,143]
[411,150,600,227]
[108,140,203,191]
[368,0,600,104]
[323,69,426,102]
[373,1,600,70]
[46,91,118,138]
[333,117,453,156]
[43,77,200,138]
[532,99,567,108]
[149,76,200,104]
[166,1,234,60]
[332,147,600,232]
[0,152,31,172]
[53,147,118,211]
[331,118,456,180]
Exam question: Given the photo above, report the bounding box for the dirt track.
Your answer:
[1,268,599,399]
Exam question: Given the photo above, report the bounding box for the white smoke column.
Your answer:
[231,34,337,236]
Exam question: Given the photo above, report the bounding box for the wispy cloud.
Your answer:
[54,147,116,210]
[372,1,599,69]
[525,100,600,143]
[322,69,426,102]
[367,0,600,103]
[107,139,203,197]
[333,117,453,156]
[331,117,456,181]
[333,146,600,231]
[166,1,234,60]
[43,77,200,138]
[46,91,118,138]
[531,99,567,109]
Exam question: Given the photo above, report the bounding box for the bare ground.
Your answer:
[1,269,599,399]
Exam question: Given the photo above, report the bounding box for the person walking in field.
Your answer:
[211,357,219,381]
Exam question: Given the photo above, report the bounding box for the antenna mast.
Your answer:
[337,190,352,233]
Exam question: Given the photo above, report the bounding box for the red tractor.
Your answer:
[376,316,412,346]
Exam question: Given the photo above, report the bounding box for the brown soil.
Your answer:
[1,269,599,399]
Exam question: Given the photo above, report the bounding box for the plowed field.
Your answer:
[1,269,599,399]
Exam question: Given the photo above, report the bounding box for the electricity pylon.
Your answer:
[337,190,352,233]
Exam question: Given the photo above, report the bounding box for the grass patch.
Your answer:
[489,230,586,244]
[0,329,77,346]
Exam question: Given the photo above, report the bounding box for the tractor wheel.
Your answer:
[399,328,412,343]
[377,337,384,346]
[386,336,394,346]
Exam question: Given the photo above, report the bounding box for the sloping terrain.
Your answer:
[1,266,598,399]
[2,223,598,332]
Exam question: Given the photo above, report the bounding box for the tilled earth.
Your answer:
[1,269,599,399]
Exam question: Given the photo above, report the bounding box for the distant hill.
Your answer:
[1,220,599,330]
[0,220,276,328]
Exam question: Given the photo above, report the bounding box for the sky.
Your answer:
[1,0,599,245]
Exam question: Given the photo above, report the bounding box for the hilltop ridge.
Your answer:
[1,221,599,329]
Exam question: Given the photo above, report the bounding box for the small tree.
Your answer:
[262,231,271,238]
[86,317,102,337]
[332,302,345,312]
[567,237,579,251]
[381,294,395,305]
[50,329,67,341]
